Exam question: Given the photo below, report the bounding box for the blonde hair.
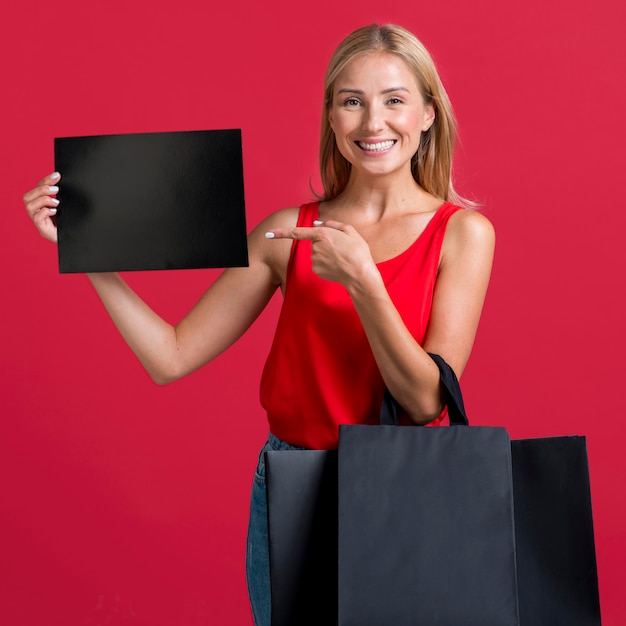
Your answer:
[319,24,472,208]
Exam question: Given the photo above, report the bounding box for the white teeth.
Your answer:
[358,140,395,151]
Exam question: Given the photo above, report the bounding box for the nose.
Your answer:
[361,103,385,133]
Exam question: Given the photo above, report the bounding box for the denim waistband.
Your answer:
[266,432,309,451]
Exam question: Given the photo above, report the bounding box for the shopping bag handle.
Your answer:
[379,353,469,426]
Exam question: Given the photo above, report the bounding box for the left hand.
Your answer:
[266,219,380,289]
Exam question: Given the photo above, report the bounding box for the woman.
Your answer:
[24,23,494,626]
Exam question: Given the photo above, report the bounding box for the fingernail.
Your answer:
[49,186,59,193]
[50,208,57,214]
[51,198,60,206]
[264,232,275,239]
[50,172,60,180]
[313,220,323,226]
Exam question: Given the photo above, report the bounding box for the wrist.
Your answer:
[346,263,386,301]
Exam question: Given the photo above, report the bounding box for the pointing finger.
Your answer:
[265,227,324,241]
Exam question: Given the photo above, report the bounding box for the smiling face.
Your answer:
[327,52,435,180]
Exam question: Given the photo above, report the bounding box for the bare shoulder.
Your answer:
[444,209,495,255]
[448,208,495,240]
[438,209,495,276]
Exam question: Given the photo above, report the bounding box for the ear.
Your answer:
[328,107,335,131]
[422,104,435,131]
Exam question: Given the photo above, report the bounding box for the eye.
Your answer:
[386,97,404,105]
[343,97,361,107]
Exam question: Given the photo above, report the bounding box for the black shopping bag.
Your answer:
[511,436,601,625]
[338,426,519,626]
[338,354,519,625]
[265,450,338,626]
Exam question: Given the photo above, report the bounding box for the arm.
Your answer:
[267,210,495,424]
[86,224,280,384]
[24,173,296,384]
[351,210,495,423]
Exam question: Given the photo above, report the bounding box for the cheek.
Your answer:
[330,111,349,134]
[331,116,356,147]
[398,110,426,134]
[331,122,358,161]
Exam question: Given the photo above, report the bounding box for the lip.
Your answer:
[355,139,397,153]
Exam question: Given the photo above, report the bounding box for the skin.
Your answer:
[23,52,495,425]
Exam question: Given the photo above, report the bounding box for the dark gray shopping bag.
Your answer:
[338,422,519,626]
[337,355,519,625]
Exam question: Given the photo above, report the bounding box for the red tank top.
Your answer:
[260,201,463,449]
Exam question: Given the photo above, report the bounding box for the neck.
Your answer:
[332,168,433,219]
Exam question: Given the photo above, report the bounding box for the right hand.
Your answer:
[23,172,61,243]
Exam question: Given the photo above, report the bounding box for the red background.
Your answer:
[3,0,625,624]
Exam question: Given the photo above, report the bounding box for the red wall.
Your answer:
[3,1,625,623]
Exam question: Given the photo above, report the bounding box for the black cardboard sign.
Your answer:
[55,129,248,273]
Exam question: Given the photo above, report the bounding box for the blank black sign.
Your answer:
[55,129,248,273]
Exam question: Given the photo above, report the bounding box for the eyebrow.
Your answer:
[336,87,410,95]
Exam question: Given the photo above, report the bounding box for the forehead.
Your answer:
[334,52,419,92]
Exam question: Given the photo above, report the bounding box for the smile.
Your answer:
[357,140,396,152]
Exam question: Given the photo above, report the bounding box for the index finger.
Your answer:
[265,226,323,241]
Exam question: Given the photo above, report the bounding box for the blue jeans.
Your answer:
[246,433,308,626]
